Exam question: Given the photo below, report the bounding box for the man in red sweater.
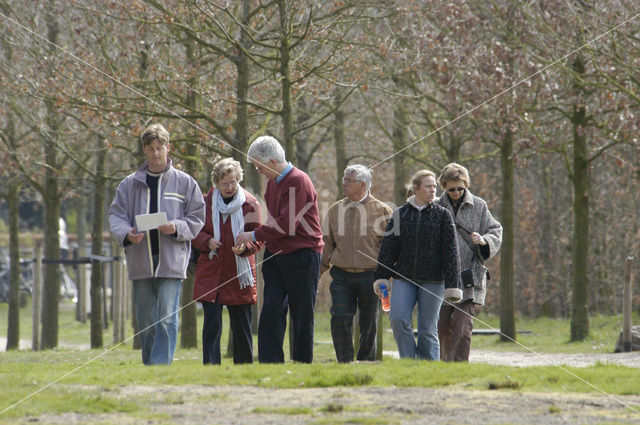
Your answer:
[236,136,323,363]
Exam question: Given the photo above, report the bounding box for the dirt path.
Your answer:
[31,384,640,425]
[469,349,640,368]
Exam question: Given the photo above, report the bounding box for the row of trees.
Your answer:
[1,0,639,350]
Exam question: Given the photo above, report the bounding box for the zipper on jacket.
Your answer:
[413,208,421,280]
[153,172,164,278]
[350,206,357,267]
[143,185,155,277]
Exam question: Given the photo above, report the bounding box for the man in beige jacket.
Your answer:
[321,165,392,362]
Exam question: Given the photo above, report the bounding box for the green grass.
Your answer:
[1,356,638,422]
[470,312,635,353]
[1,349,638,401]
[1,299,639,422]
[3,293,634,355]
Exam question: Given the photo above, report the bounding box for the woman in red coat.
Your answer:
[192,158,263,364]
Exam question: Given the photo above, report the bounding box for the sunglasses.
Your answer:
[447,187,465,193]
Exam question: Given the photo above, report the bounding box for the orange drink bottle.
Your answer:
[379,283,390,312]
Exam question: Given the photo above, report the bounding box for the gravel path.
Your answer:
[382,348,640,369]
[469,349,640,368]
[30,384,640,425]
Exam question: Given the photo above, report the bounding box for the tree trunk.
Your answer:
[90,137,107,348]
[276,0,295,161]
[236,0,261,194]
[179,34,200,349]
[6,177,20,350]
[181,261,197,349]
[41,196,62,349]
[75,190,87,322]
[40,7,62,350]
[392,105,409,206]
[3,13,20,351]
[131,26,148,351]
[295,97,312,172]
[570,55,590,342]
[539,163,565,317]
[334,91,347,199]
[499,129,516,342]
[570,110,590,341]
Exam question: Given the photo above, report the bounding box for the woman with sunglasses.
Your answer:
[436,162,502,362]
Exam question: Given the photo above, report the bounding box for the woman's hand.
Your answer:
[207,238,223,251]
[231,243,246,255]
[471,232,486,245]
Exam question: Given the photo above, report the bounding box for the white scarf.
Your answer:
[211,186,255,289]
[407,195,430,211]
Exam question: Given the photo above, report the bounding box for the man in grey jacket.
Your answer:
[436,163,502,362]
[109,124,205,365]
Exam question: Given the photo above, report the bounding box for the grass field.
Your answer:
[0,299,639,422]
[0,296,633,354]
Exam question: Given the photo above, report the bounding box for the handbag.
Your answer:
[461,268,475,288]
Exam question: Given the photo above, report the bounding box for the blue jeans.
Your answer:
[133,278,182,365]
[389,278,444,360]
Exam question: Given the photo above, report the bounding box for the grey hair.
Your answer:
[247,136,286,164]
[343,164,372,191]
[211,157,243,186]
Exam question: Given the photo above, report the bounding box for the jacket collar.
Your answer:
[343,192,371,205]
[134,158,173,183]
[407,195,433,211]
[441,188,474,209]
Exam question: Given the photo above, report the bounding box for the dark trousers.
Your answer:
[202,301,253,365]
[258,248,320,363]
[438,300,475,362]
[329,267,379,363]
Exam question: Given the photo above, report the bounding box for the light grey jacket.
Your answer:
[108,159,205,280]
[436,190,502,305]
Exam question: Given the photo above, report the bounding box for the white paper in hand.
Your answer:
[135,212,168,232]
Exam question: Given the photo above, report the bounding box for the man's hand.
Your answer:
[235,232,254,245]
[126,228,144,244]
[158,221,177,235]
[231,243,246,255]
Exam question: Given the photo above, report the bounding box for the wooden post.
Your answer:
[131,256,141,349]
[622,256,634,352]
[77,262,87,323]
[112,254,121,344]
[120,256,127,342]
[376,309,384,361]
[32,246,42,351]
[102,262,108,330]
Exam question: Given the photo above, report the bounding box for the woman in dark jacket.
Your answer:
[374,170,462,360]
[192,158,263,364]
